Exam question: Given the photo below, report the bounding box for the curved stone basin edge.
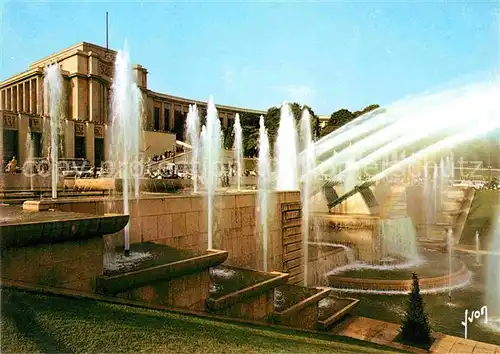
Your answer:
[0,213,129,249]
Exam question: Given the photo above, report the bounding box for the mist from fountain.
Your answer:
[447,228,453,303]
[430,164,437,223]
[110,43,143,255]
[201,96,222,249]
[44,64,63,199]
[299,109,315,286]
[276,103,298,191]
[186,104,200,193]
[343,155,358,193]
[309,81,499,182]
[234,113,243,191]
[258,115,271,272]
[366,106,500,184]
[380,218,419,261]
[440,158,446,208]
[423,160,432,237]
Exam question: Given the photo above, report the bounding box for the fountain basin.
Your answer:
[317,295,360,330]
[206,266,289,320]
[327,251,470,293]
[0,205,129,249]
[114,178,190,193]
[272,284,331,329]
[97,243,228,294]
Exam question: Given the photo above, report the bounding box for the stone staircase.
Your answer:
[416,187,475,246]
[381,186,408,219]
[96,242,359,331]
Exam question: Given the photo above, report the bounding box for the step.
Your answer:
[442,201,462,211]
[97,243,228,310]
[206,266,289,320]
[317,295,360,330]
[271,284,331,330]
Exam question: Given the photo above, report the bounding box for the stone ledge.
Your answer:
[23,200,54,211]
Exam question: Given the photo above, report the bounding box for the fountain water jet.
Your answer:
[447,228,453,303]
[110,43,143,255]
[186,104,200,193]
[201,97,222,249]
[299,108,315,286]
[234,113,243,191]
[44,64,63,199]
[258,116,270,271]
[433,163,438,221]
[276,103,298,191]
[25,130,34,191]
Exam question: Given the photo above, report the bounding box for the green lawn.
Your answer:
[1,288,403,354]
[461,190,500,247]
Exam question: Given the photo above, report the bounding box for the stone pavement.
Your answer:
[332,316,500,354]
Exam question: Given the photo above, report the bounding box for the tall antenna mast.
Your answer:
[106,12,109,51]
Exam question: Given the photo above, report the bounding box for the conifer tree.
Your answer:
[400,273,432,346]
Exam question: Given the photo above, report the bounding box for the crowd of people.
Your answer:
[150,150,176,163]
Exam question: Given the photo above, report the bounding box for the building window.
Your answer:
[75,136,86,159]
[164,108,170,131]
[95,138,105,168]
[32,132,42,158]
[154,107,160,131]
[2,130,18,166]
[174,110,185,141]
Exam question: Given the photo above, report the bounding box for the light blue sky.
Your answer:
[1,1,498,114]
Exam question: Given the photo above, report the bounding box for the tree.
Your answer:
[239,112,260,157]
[399,273,432,346]
[329,108,354,126]
[353,104,380,118]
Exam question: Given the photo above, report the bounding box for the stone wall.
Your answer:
[1,237,103,293]
[51,191,302,275]
[307,247,348,286]
[311,214,381,263]
[0,172,61,191]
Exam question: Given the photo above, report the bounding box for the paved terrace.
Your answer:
[334,316,500,354]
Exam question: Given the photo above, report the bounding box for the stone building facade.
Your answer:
[0,42,265,167]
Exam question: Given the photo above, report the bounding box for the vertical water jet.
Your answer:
[201,96,222,249]
[276,103,298,191]
[110,43,142,256]
[44,64,63,199]
[299,108,315,286]
[258,115,270,271]
[234,113,243,191]
[186,104,200,193]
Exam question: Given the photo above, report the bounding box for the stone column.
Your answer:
[160,101,165,131]
[36,76,43,115]
[103,86,108,124]
[18,114,29,164]
[89,79,99,122]
[85,122,95,166]
[30,79,36,114]
[23,82,29,112]
[0,89,5,110]
[64,120,75,158]
[11,87,15,112]
[169,103,175,131]
[17,84,22,113]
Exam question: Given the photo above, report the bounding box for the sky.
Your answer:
[1,0,499,115]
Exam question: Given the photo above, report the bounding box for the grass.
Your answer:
[461,190,500,247]
[0,288,405,354]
